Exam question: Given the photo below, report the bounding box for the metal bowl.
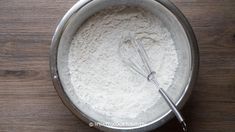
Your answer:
[50,0,199,131]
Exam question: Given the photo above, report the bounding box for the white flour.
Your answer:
[68,7,178,122]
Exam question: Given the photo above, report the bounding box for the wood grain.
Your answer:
[0,0,235,132]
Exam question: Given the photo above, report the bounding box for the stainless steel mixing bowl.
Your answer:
[50,0,199,131]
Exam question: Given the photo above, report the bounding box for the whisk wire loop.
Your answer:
[119,34,156,80]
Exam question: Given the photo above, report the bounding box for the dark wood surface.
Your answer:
[0,0,235,132]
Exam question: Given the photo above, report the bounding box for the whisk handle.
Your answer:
[159,88,188,132]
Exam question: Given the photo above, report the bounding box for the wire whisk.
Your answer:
[118,33,187,132]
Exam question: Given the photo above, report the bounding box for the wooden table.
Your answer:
[0,0,234,132]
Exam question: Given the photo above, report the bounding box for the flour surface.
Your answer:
[68,6,178,122]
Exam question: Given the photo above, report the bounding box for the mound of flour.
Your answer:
[68,7,178,122]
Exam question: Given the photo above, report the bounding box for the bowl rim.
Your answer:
[50,0,199,131]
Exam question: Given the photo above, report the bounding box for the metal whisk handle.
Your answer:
[159,88,187,132]
[148,72,187,132]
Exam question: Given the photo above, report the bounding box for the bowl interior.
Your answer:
[56,0,192,129]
